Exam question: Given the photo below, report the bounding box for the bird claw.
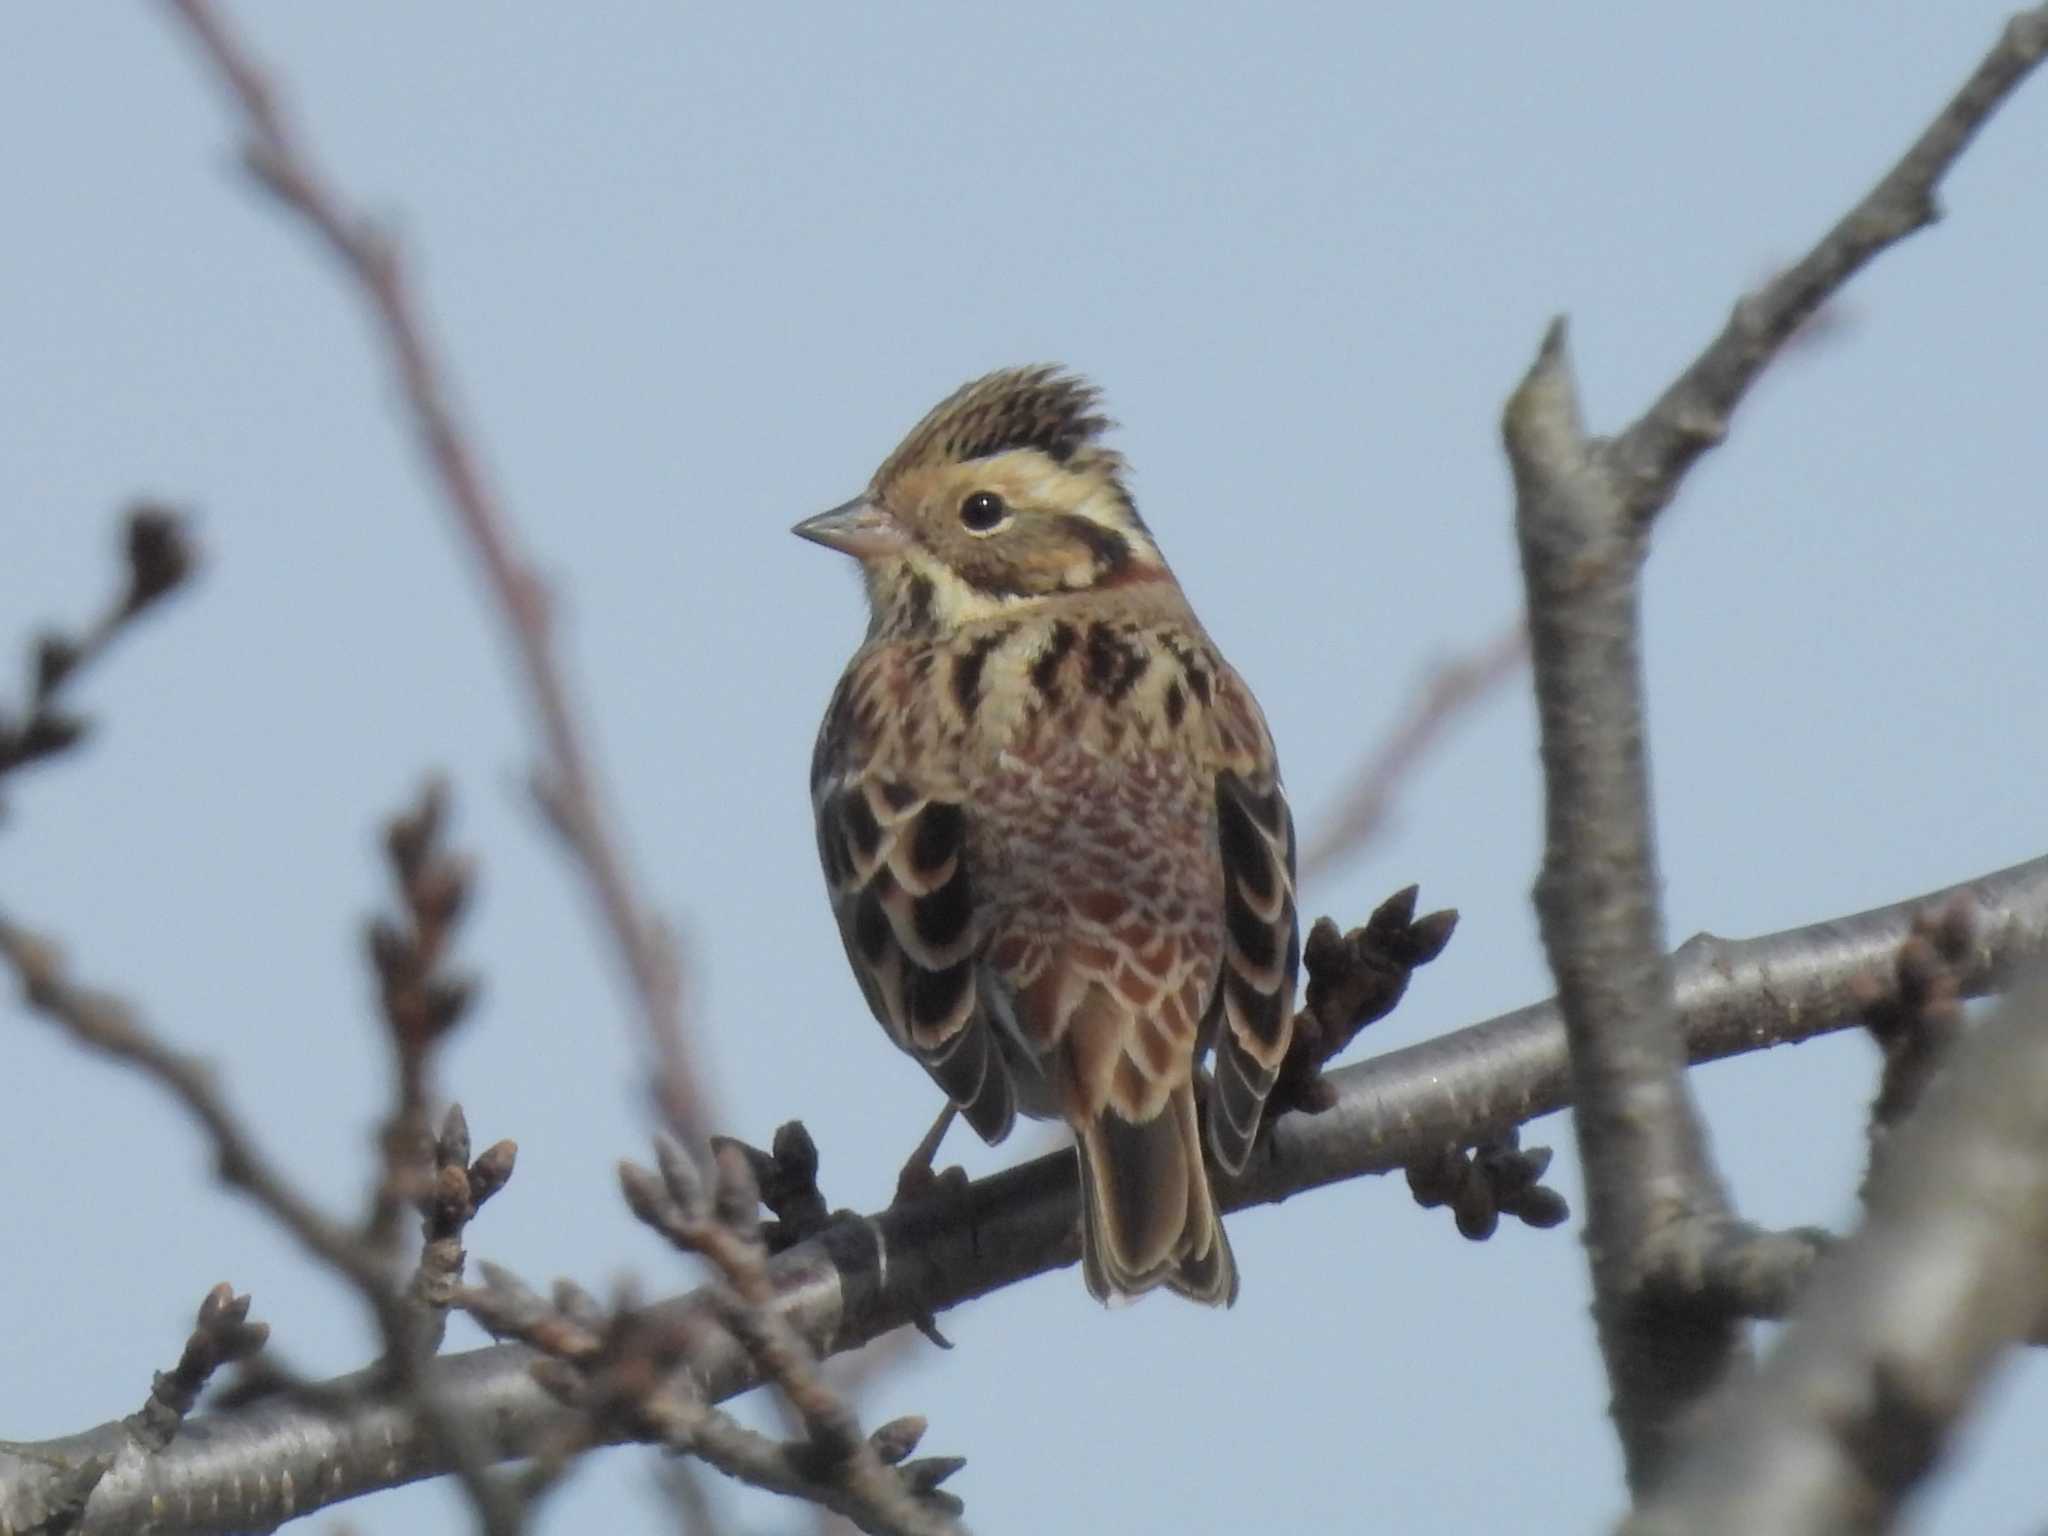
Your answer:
[890,1102,967,1210]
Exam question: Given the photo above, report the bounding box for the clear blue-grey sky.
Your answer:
[4,6,2044,1532]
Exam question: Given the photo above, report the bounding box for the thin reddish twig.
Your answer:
[163,0,710,1150]
[1300,619,1528,882]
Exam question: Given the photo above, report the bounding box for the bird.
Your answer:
[796,365,1298,1305]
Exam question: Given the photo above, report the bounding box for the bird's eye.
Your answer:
[959,491,1008,533]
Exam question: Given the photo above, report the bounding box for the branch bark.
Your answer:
[1505,324,1744,1484]
[7,855,2044,1535]
[1628,964,2048,1534]
[1494,5,2048,1486]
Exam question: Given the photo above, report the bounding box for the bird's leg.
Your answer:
[893,1101,967,1206]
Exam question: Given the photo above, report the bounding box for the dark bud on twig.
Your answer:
[712,1121,833,1251]
[120,503,196,617]
[1406,1130,1569,1240]
[33,633,80,701]
[129,1282,270,1451]
[384,777,448,884]
[366,916,411,988]
[424,974,476,1035]
[1274,886,1458,1115]
[12,712,89,765]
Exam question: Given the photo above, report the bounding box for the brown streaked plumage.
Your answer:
[798,365,1298,1305]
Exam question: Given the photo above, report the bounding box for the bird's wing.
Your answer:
[1203,665,1300,1175]
[814,760,1017,1144]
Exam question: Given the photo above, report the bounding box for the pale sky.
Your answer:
[4,6,2044,1532]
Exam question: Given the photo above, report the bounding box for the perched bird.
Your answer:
[797,366,1298,1305]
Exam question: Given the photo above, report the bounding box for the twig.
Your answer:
[1604,6,2048,523]
[160,0,711,1153]
[1299,620,1528,881]
[362,778,485,1256]
[1628,963,2048,1533]
[8,854,2045,1533]
[0,915,526,1536]
[0,918,390,1293]
[124,1284,270,1454]
[403,1105,518,1359]
[583,1141,963,1533]
[0,504,196,791]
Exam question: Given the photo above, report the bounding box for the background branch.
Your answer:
[1605,5,2048,522]
[161,0,711,1153]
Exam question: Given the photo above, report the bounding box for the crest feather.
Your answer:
[876,365,1118,484]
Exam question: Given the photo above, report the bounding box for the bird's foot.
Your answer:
[892,1101,970,1208]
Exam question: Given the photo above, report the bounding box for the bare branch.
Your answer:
[0,917,525,1535]
[482,1142,970,1534]
[0,917,390,1294]
[1505,320,1741,1484]
[1629,965,2048,1533]
[9,856,2044,1533]
[1605,6,2048,523]
[1486,9,2048,1487]
[159,0,712,1153]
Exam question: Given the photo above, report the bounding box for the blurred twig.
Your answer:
[1299,621,1526,882]
[162,0,711,1154]
[0,915,526,1535]
[0,503,195,795]
[462,1143,967,1535]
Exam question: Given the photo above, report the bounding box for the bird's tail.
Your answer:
[1075,1080,1238,1306]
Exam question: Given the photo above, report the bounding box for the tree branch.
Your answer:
[1605,5,2048,523]
[1628,964,2048,1533]
[159,0,711,1153]
[8,855,2044,1534]
[1492,5,2048,1486]
[1505,323,1744,1484]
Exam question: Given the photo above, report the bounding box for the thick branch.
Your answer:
[1629,965,2048,1534]
[9,856,2044,1535]
[1505,321,1741,1485]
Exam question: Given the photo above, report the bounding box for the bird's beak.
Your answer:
[791,496,907,560]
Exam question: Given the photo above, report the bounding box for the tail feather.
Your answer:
[1076,1082,1238,1306]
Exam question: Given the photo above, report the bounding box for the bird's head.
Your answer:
[794,366,1171,636]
